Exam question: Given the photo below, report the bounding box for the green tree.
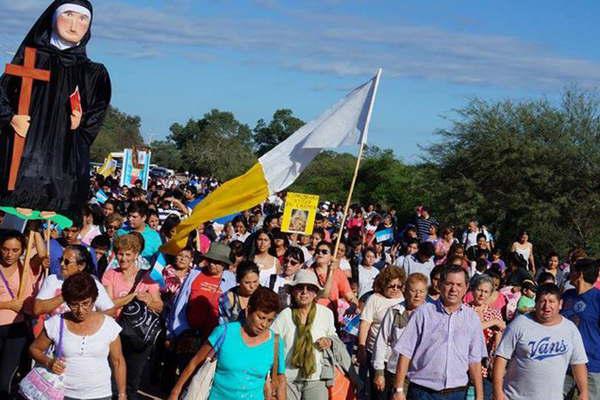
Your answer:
[169,109,256,180]
[253,109,305,156]
[289,146,434,224]
[354,146,438,222]
[91,106,145,161]
[426,89,600,256]
[149,140,183,171]
[289,151,356,201]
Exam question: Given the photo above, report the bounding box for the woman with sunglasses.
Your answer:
[34,245,114,317]
[357,267,406,400]
[0,231,38,398]
[371,273,428,397]
[268,247,305,308]
[102,213,123,242]
[30,273,126,400]
[272,269,337,399]
[312,241,358,310]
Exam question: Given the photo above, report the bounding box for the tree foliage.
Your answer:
[426,89,600,256]
[149,140,183,171]
[290,146,435,223]
[169,109,256,181]
[91,106,145,161]
[253,109,305,156]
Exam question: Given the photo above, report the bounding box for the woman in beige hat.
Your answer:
[271,269,337,400]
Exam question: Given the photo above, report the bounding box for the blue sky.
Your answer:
[1,0,600,162]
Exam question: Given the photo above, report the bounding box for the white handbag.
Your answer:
[19,316,65,400]
[181,355,218,400]
[181,324,228,400]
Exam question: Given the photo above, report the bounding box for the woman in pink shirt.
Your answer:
[434,227,456,266]
[0,231,37,397]
[102,233,163,399]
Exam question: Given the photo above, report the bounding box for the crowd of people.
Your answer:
[0,171,598,400]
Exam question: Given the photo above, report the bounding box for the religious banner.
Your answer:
[120,148,152,190]
[281,192,320,235]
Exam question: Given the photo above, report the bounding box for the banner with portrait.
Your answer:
[281,192,320,235]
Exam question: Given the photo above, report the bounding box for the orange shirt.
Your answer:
[315,268,352,308]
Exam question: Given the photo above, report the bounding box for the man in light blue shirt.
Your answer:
[393,265,487,400]
[116,200,161,262]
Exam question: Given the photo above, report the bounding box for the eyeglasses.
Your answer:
[284,258,300,266]
[408,289,426,295]
[386,284,403,290]
[315,249,330,255]
[105,225,120,231]
[67,299,94,311]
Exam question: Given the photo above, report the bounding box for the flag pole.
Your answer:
[333,68,382,261]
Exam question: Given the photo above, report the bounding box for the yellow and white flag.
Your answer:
[162,69,382,254]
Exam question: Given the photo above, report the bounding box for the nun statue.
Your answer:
[0,0,111,222]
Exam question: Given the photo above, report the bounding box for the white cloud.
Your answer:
[1,0,599,89]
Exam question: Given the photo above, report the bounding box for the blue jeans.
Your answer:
[407,383,467,400]
[482,378,493,400]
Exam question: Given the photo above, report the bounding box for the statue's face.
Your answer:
[55,10,90,44]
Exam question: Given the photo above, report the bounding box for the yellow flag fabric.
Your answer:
[161,163,269,254]
[162,70,382,255]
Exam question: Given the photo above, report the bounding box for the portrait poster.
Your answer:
[281,192,320,235]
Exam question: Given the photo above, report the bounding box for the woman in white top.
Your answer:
[511,230,536,274]
[29,272,126,400]
[272,269,337,400]
[34,245,114,317]
[334,240,352,278]
[231,216,251,243]
[79,204,102,247]
[251,229,281,287]
[358,247,380,299]
[357,267,405,400]
[371,272,428,396]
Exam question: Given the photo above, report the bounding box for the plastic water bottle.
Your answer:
[466,385,475,400]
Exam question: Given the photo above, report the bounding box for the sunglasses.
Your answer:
[284,258,300,266]
[386,284,403,290]
[315,249,330,255]
[294,284,317,292]
[59,257,79,266]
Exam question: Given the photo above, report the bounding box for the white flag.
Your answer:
[259,68,381,193]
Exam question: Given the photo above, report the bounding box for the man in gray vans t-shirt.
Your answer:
[493,283,589,400]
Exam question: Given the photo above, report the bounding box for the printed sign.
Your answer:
[281,192,320,235]
[120,148,151,190]
[375,228,394,243]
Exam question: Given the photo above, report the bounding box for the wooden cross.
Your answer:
[4,47,51,190]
